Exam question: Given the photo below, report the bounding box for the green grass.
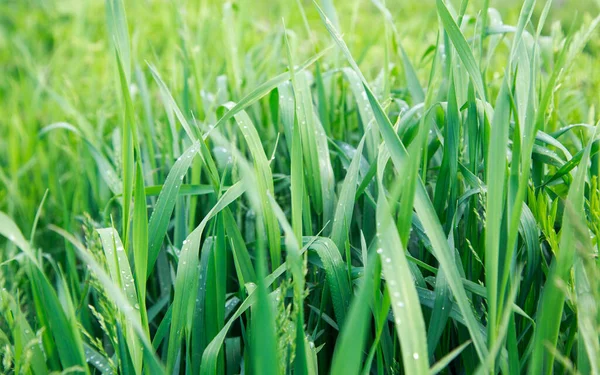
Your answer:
[1,0,600,374]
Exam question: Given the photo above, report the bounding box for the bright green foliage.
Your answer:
[1,0,600,374]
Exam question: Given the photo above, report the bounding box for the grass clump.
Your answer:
[1,0,600,373]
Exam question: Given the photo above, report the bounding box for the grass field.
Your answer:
[1,0,600,373]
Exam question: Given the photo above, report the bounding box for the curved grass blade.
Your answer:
[295,71,324,216]
[144,184,218,197]
[330,250,377,375]
[0,212,38,266]
[341,68,379,162]
[222,209,256,286]
[331,136,365,252]
[105,0,130,81]
[282,31,305,241]
[376,191,429,373]
[147,142,200,276]
[166,181,246,373]
[115,48,136,245]
[308,238,352,326]
[84,343,112,375]
[222,103,281,267]
[0,290,47,375]
[207,47,333,135]
[199,255,290,375]
[96,227,143,373]
[1,214,87,371]
[267,193,308,374]
[436,0,486,100]
[429,340,472,375]
[96,228,139,313]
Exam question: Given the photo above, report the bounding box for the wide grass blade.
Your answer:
[483,77,511,350]
[96,227,143,372]
[436,0,486,100]
[147,142,200,276]
[376,190,429,373]
[115,49,136,245]
[222,103,281,268]
[309,238,352,326]
[331,136,365,252]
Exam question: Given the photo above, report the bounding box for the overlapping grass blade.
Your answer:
[105,0,131,81]
[329,251,376,375]
[166,181,246,373]
[51,226,164,374]
[308,238,352,326]
[529,126,598,374]
[314,2,488,360]
[483,77,511,349]
[1,213,87,371]
[222,103,281,267]
[147,142,200,276]
[435,0,486,100]
[0,290,47,375]
[330,136,365,252]
[115,49,136,245]
[132,160,149,332]
[96,227,143,373]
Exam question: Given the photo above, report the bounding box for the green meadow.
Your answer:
[1,0,600,373]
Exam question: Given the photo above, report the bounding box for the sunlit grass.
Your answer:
[1,0,599,374]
